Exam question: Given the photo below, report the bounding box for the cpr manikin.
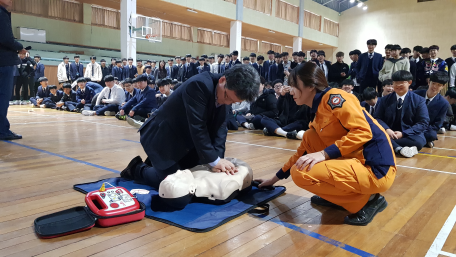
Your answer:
[158,158,253,209]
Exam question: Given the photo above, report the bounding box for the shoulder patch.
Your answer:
[327,94,346,110]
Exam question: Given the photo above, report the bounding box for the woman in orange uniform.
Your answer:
[258,62,397,226]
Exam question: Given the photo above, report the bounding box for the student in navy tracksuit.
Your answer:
[70,55,84,82]
[112,60,123,80]
[60,83,78,111]
[237,85,278,130]
[414,71,450,148]
[119,74,158,120]
[374,70,429,158]
[75,77,95,111]
[30,77,50,107]
[42,85,63,109]
[33,55,45,94]
[357,39,384,93]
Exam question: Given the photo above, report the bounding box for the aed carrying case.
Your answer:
[34,186,146,239]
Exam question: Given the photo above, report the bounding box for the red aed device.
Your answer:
[34,186,146,239]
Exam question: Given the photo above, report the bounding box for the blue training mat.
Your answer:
[74,177,286,232]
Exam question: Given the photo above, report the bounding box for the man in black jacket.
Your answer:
[99,59,110,87]
[120,65,260,189]
[0,0,26,140]
[329,51,349,86]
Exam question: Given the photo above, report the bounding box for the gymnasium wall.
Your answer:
[337,0,456,56]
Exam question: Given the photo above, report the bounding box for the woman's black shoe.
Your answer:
[286,130,298,140]
[310,195,345,210]
[120,156,143,180]
[344,194,387,226]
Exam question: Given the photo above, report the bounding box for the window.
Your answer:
[225,0,273,15]
[12,0,83,23]
[197,28,229,47]
[323,18,339,37]
[276,0,299,24]
[163,21,192,41]
[261,41,281,54]
[242,37,259,52]
[91,5,120,29]
[304,10,321,31]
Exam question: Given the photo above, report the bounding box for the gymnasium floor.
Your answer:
[1,105,456,257]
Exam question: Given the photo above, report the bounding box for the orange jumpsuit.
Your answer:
[277,88,397,213]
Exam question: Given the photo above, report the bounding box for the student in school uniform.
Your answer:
[297,51,306,64]
[444,45,456,79]
[42,85,63,109]
[341,79,362,102]
[177,57,187,82]
[229,50,241,69]
[267,53,280,82]
[290,52,299,70]
[143,66,155,81]
[70,55,84,82]
[108,58,116,74]
[242,56,250,65]
[357,39,384,93]
[262,79,312,140]
[413,71,450,148]
[117,74,158,121]
[197,58,211,74]
[30,77,50,107]
[112,60,123,80]
[155,78,174,108]
[422,45,448,83]
[84,56,102,83]
[374,70,429,158]
[257,62,397,226]
[380,79,394,97]
[124,57,137,79]
[75,77,95,112]
[33,55,45,95]
[57,56,71,85]
[250,53,258,73]
[263,50,275,80]
[416,47,430,88]
[383,44,393,63]
[257,55,265,78]
[410,46,423,63]
[100,59,110,87]
[443,89,456,132]
[82,75,125,116]
[166,58,178,79]
[329,51,349,86]
[316,51,331,81]
[122,78,139,106]
[360,87,379,116]
[348,49,361,92]
[400,48,417,90]
[379,45,410,83]
[309,50,318,63]
[58,83,77,111]
[451,61,456,88]
[211,54,226,75]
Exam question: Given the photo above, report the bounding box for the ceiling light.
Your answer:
[187,9,198,13]
[349,0,355,3]
[269,30,275,33]
[357,2,363,7]
[363,6,367,10]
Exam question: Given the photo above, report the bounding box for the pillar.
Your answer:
[121,0,136,63]
[298,0,304,37]
[293,37,302,52]
[230,0,243,60]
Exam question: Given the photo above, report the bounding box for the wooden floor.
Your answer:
[2,105,456,257]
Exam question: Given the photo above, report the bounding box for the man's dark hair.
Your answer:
[257,55,264,61]
[382,79,393,87]
[451,45,456,51]
[341,79,354,87]
[292,52,298,56]
[392,70,413,82]
[272,79,283,86]
[367,39,377,45]
[429,45,440,51]
[430,71,450,85]
[401,48,411,54]
[445,89,456,99]
[391,44,401,51]
[385,44,393,50]
[224,64,260,102]
[336,51,344,57]
[413,46,423,52]
[123,78,133,84]
[310,50,318,54]
[363,87,377,101]
[353,49,362,55]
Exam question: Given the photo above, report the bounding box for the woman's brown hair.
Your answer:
[288,62,329,93]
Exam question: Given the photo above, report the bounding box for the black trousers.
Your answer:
[390,134,426,151]
[16,76,34,100]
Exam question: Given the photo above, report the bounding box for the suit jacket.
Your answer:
[124,88,139,103]
[34,62,45,82]
[123,65,137,79]
[139,72,229,171]
[348,61,358,80]
[172,65,179,79]
[211,62,226,74]
[356,52,383,83]
[112,66,123,80]
[165,66,176,79]
[46,90,64,103]
[229,59,241,69]
[85,82,103,94]
[197,64,211,74]
[263,60,274,81]
[373,92,429,141]
[251,63,259,75]
[360,99,381,115]
[70,62,84,81]
[414,90,448,132]
[268,63,278,82]
[100,66,110,86]
[36,86,50,99]
[121,86,157,112]
[61,91,77,102]
[76,87,95,103]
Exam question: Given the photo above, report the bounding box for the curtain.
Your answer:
[161,21,191,41]
[197,29,213,45]
[92,6,119,29]
[212,32,229,47]
[162,21,173,38]
[12,0,48,16]
[224,0,236,3]
[244,0,271,15]
[324,18,339,37]
[285,46,293,56]
[49,0,82,22]
[304,10,321,31]
[261,41,281,54]
[242,37,258,52]
[276,0,298,24]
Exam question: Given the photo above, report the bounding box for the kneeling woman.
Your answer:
[258,63,396,225]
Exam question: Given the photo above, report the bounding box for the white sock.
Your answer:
[296,130,305,139]
[241,122,249,129]
[275,128,287,137]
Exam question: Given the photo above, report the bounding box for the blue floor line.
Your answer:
[4,139,376,256]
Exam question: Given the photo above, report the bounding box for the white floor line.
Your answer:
[441,135,456,139]
[439,251,456,257]
[396,165,456,175]
[425,205,456,257]
[8,110,71,118]
[11,120,82,125]
[434,147,456,151]
[81,120,132,129]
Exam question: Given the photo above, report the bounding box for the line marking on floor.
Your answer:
[418,152,456,159]
[433,147,456,151]
[425,205,456,257]
[11,120,82,125]
[81,120,133,129]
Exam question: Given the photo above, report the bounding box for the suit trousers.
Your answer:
[261,116,307,133]
[424,130,438,143]
[42,98,57,109]
[122,106,150,118]
[76,103,92,110]
[30,97,39,106]
[236,114,264,130]
[390,134,426,151]
[64,101,77,111]
[0,66,15,136]
[93,104,119,115]
[16,76,35,100]
[290,128,396,213]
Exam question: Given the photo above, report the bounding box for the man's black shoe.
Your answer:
[286,130,298,140]
[120,156,143,180]
[263,127,275,136]
[311,195,345,210]
[0,131,22,140]
[344,194,387,226]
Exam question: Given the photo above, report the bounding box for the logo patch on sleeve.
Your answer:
[328,94,346,110]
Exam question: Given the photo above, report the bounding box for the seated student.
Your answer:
[360,87,379,115]
[236,81,278,130]
[84,78,104,94]
[155,78,173,108]
[82,75,126,116]
[380,79,394,97]
[329,51,349,85]
[374,70,429,158]
[170,79,178,90]
[116,74,158,121]
[57,83,77,111]
[414,71,450,148]
[227,100,251,130]
[75,78,96,112]
[341,79,363,102]
[262,80,312,140]
[41,85,63,109]
[148,79,156,91]
[379,45,410,82]
[122,78,139,106]
[30,77,50,107]
[443,89,456,132]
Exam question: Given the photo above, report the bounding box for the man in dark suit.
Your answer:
[250,52,259,73]
[360,87,380,115]
[446,45,456,87]
[184,54,194,79]
[70,55,84,82]
[257,55,265,78]
[123,57,137,79]
[316,51,331,81]
[414,71,450,148]
[120,65,260,189]
[59,83,78,111]
[177,57,188,81]
[229,50,241,69]
[263,50,275,80]
[357,39,384,93]
[165,58,176,79]
[42,85,63,109]
[118,74,158,121]
[112,60,123,80]
[33,55,45,95]
[374,70,429,158]
[30,77,50,107]
[100,59,110,87]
